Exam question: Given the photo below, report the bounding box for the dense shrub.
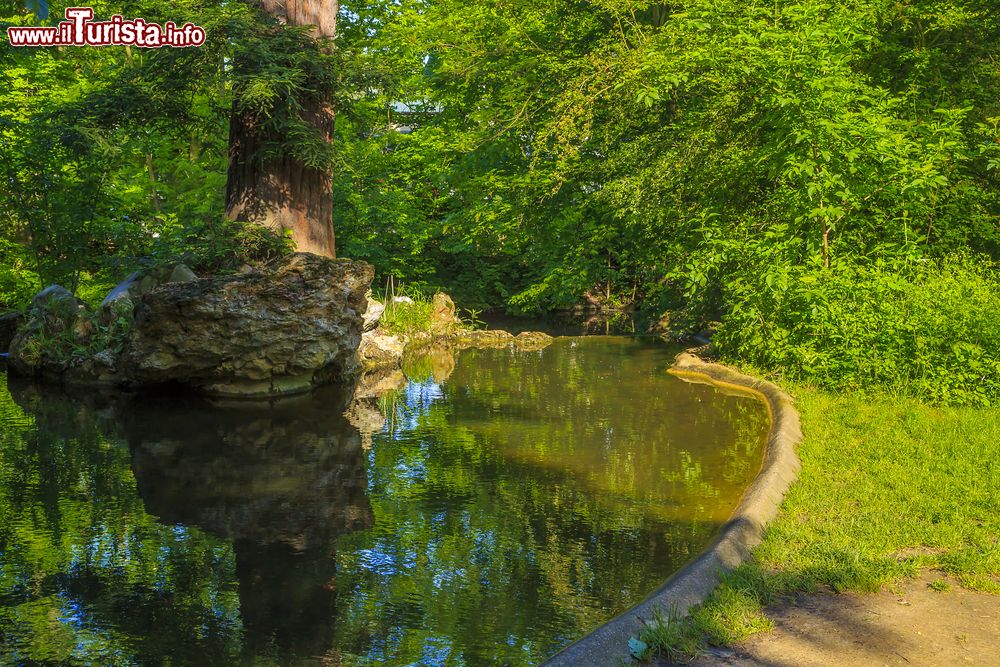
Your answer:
[147,215,294,275]
[715,254,1000,406]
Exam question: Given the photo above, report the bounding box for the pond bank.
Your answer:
[543,352,803,666]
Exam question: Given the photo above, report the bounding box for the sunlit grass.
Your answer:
[640,381,1000,659]
[377,288,435,336]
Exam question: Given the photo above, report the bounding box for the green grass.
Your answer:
[378,290,436,336]
[639,380,1000,660]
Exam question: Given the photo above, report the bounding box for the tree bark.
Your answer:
[225,0,338,258]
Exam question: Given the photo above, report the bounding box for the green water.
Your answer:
[0,337,768,666]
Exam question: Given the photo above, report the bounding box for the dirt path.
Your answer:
[680,572,999,667]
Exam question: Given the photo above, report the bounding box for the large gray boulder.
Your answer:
[123,253,374,396]
[10,254,375,397]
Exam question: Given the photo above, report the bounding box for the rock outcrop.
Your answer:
[362,293,385,332]
[358,313,554,372]
[9,253,375,397]
[123,253,373,396]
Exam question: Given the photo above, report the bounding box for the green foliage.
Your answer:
[148,214,293,275]
[0,0,305,298]
[16,301,132,369]
[332,0,1000,316]
[3,0,1000,404]
[714,253,1000,405]
[0,237,41,310]
[329,0,1000,403]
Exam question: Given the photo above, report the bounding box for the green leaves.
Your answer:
[715,253,1000,406]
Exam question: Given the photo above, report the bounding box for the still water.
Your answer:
[0,337,768,666]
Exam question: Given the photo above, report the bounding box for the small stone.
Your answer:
[73,316,95,342]
[359,331,404,368]
[515,331,553,346]
[137,274,158,296]
[363,294,385,332]
[101,271,141,307]
[100,272,141,324]
[167,264,197,284]
[430,292,459,333]
[92,349,118,371]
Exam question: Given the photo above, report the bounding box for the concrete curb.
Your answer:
[542,352,803,666]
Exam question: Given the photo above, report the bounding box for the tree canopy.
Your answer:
[2,0,999,402]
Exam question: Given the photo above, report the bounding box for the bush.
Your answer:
[147,215,294,275]
[0,238,41,311]
[715,254,1000,406]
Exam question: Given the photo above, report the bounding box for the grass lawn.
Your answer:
[640,380,1000,659]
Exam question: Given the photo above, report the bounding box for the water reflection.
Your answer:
[0,337,770,666]
[4,379,372,665]
[123,387,373,662]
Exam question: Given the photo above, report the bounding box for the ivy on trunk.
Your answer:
[225,0,339,258]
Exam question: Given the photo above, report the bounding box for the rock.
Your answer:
[31,285,78,321]
[452,329,515,348]
[101,272,141,308]
[98,272,141,325]
[11,254,374,398]
[91,349,118,372]
[123,253,374,397]
[449,328,553,352]
[98,264,197,327]
[0,311,23,353]
[167,263,197,284]
[514,330,554,351]
[8,285,89,378]
[430,292,459,334]
[73,316,95,342]
[138,273,159,296]
[359,331,404,370]
[363,294,385,332]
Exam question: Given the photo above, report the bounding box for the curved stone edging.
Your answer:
[542,351,803,666]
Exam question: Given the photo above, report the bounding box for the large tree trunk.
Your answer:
[225,0,338,258]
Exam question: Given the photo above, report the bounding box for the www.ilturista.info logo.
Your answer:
[7,7,205,48]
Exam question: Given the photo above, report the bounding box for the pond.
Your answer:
[0,336,768,666]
